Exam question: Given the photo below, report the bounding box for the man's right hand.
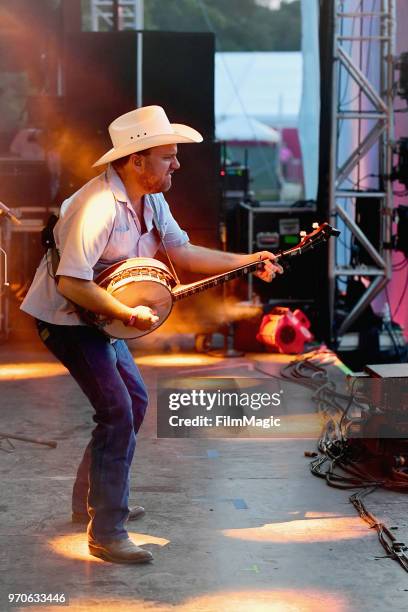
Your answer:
[126,305,159,330]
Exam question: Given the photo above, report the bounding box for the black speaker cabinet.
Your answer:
[165,141,221,240]
[61,30,216,220]
[142,31,214,141]
[63,30,214,137]
[63,32,138,130]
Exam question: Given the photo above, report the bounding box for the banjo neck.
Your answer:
[172,258,264,302]
[171,222,340,303]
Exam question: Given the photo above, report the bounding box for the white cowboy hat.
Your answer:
[93,105,203,167]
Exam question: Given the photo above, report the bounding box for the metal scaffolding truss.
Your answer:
[329,0,395,341]
[90,0,143,31]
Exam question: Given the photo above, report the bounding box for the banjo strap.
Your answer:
[149,196,181,285]
[108,174,181,284]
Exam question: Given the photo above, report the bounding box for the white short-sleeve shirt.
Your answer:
[21,165,189,325]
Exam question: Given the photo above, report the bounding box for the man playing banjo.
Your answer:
[21,106,283,564]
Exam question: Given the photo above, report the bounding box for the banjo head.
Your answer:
[103,279,173,339]
[89,259,176,340]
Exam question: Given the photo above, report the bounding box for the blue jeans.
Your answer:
[36,320,148,543]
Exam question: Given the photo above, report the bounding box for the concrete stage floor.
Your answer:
[0,338,408,612]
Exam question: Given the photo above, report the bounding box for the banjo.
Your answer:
[84,222,340,339]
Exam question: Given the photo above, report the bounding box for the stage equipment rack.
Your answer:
[239,201,318,304]
[0,206,58,341]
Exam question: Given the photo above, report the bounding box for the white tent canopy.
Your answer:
[215,51,302,129]
[216,115,280,143]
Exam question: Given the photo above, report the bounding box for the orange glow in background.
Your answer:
[136,354,223,367]
[159,376,264,388]
[222,516,375,543]
[34,589,348,612]
[0,362,68,380]
[0,354,220,378]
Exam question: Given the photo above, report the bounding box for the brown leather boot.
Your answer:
[88,537,153,564]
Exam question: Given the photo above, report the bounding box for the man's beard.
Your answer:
[139,172,172,194]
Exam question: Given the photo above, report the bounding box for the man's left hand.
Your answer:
[252,251,284,283]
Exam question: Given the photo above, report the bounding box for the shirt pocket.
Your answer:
[99,224,136,263]
[100,202,139,261]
